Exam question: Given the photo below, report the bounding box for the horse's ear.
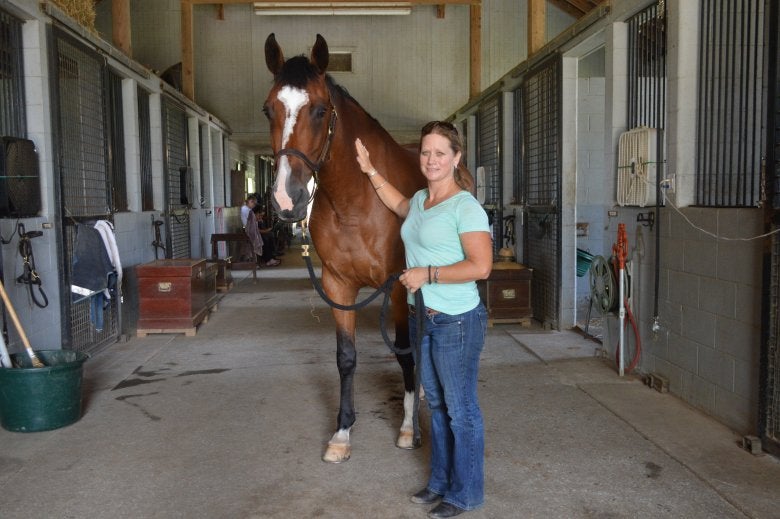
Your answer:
[265,33,285,76]
[310,34,329,74]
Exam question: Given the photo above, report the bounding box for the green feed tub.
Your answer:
[0,350,88,432]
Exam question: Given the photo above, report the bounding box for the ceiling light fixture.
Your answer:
[253,2,412,15]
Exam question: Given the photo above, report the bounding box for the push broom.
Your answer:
[0,279,43,368]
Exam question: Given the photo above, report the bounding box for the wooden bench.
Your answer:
[210,233,257,282]
[207,256,234,292]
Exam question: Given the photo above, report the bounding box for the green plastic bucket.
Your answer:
[0,349,88,432]
[576,248,594,277]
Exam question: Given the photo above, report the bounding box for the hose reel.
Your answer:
[589,255,616,314]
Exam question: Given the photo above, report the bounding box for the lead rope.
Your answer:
[298,222,423,445]
[412,288,425,447]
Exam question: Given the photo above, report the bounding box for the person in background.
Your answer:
[241,194,257,227]
[354,121,492,519]
[253,206,281,267]
[241,195,265,265]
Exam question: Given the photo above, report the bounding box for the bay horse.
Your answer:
[263,33,425,463]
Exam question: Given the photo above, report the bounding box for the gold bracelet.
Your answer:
[367,169,378,177]
[374,181,387,190]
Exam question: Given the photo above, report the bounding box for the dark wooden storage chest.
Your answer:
[136,259,217,336]
[477,263,533,326]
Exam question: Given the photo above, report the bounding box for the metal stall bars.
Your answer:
[696,0,764,207]
[161,98,192,259]
[522,55,562,330]
[627,2,667,132]
[138,87,155,212]
[760,0,780,458]
[53,30,119,353]
[477,95,503,257]
[0,9,25,138]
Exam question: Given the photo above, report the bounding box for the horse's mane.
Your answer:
[276,55,383,129]
[324,76,385,129]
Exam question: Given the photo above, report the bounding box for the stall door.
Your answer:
[162,98,191,258]
[53,31,119,352]
[522,55,562,329]
[477,95,502,256]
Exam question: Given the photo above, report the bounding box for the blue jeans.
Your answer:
[409,303,487,511]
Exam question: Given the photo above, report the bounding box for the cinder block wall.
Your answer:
[638,207,763,433]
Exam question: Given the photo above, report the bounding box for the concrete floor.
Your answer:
[1,255,779,519]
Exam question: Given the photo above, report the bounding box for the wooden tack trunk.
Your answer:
[137,259,217,335]
[477,262,533,326]
[203,262,218,309]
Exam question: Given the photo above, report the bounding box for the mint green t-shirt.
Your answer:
[401,189,490,315]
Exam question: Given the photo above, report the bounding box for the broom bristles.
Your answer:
[29,352,45,368]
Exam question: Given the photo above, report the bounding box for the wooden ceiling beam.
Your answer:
[547,0,598,18]
[182,0,195,99]
[469,2,480,98]
[112,0,132,56]
[528,0,545,56]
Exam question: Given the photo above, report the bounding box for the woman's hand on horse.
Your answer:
[354,138,375,174]
[399,267,426,293]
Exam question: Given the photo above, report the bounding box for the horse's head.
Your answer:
[263,33,336,222]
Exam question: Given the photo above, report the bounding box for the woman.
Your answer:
[355,121,492,519]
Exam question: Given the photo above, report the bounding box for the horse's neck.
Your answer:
[316,98,417,218]
[321,108,391,187]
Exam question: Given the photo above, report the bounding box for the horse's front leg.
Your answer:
[322,280,359,463]
[392,282,420,450]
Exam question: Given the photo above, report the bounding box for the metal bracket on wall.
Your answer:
[637,211,655,231]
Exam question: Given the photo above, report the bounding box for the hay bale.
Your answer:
[50,0,96,30]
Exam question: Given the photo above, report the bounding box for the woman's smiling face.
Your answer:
[419,133,461,182]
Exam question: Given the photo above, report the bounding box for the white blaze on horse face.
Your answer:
[273,86,310,212]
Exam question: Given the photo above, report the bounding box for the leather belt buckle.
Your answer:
[409,304,440,316]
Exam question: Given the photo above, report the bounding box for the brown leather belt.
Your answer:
[409,304,440,316]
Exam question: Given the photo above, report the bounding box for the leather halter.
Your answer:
[274,103,338,182]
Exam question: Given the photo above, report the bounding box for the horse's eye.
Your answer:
[314,106,327,119]
[262,105,272,119]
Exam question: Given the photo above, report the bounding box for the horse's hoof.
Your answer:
[322,442,351,463]
[396,430,417,449]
